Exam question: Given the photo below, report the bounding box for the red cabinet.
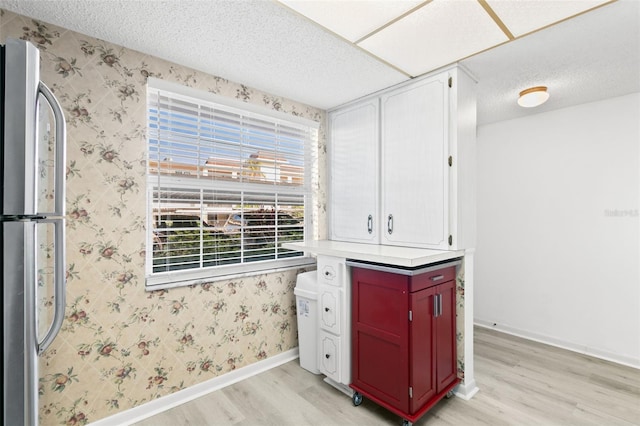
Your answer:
[350,262,459,424]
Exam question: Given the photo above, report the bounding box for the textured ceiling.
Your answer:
[462,0,640,124]
[0,0,408,111]
[0,0,638,125]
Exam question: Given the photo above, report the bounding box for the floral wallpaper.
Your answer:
[0,8,469,424]
[1,9,326,425]
[456,265,465,380]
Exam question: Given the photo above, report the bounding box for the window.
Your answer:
[146,79,317,289]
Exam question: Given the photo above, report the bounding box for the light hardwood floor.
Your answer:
[135,327,640,425]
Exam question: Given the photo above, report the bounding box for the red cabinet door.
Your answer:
[409,286,437,413]
[435,280,457,393]
[351,268,410,413]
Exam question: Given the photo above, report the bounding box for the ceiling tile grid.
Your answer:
[357,0,509,76]
[282,0,617,78]
[279,0,424,43]
[485,0,611,37]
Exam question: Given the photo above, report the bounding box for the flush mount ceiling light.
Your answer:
[518,86,550,108]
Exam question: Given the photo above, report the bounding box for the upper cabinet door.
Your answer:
[329,99,380,243]
[381,75,449,249]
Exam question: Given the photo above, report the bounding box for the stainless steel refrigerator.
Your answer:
[2,38,67,426]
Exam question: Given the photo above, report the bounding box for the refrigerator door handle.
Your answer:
[37,219,66,354]
[37,81,67,218]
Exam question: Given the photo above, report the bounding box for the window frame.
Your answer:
[145,78,317,290]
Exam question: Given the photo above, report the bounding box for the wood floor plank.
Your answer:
[134,327,640,425]
[571,403,640,426]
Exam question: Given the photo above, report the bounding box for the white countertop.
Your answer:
[282,240,464,267]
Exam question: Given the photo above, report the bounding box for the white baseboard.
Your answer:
[454,379,479,401]
[474,320,640,369]
[89,348,300,426]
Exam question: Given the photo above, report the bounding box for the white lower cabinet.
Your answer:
[316,255,350,387]
[319,331,340,382]
[318,255,342,286]
[319,286,341,335]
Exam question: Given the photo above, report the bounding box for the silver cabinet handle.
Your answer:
[367,215,373,234]
[387,214,393,235]
[37,218,66,354]
[38,81,67,218]
[433,294,442,318]
[430,275,444,282]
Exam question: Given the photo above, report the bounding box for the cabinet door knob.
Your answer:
[387,214,393,235]
[324,307,330,312]
[325,354,330,359]
[325,271,330,276]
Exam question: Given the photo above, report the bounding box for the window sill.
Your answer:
[145,256,316,291]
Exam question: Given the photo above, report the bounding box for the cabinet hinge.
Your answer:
[408,310,413,322]
[448,77,452,88]
[448,156,453,167]
[449,235,453,246]
[409,387,413,398]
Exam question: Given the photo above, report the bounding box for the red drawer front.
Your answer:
[409,266,456,292]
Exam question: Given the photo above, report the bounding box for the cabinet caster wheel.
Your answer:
[352,392,363,406]
[402,420,413,426]
[446,390,455,399]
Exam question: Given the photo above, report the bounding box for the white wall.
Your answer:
[475,93,640,367]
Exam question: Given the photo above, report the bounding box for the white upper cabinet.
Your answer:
[328,66,476,250]
[381,74,448,248]
[329,99,380,243]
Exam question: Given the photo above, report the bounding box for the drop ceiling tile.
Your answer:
[278,0,423,43]
[486,0,613,37]
[358,0,509,76]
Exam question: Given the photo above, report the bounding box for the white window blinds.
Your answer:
[146,81,317,288]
